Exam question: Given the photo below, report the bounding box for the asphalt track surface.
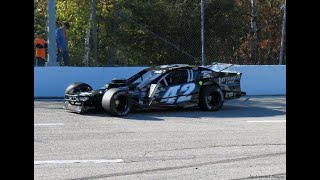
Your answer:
[34,96,286,180]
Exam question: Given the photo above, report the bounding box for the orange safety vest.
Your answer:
[34,38,47,60]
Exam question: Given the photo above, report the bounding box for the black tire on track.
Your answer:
[199,85,224,111]
[102,88,132,116]
[65,82,92,94]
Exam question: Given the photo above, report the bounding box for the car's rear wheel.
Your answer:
[102,88,132,116]
[65,82,92,94]
[199,85,224,111]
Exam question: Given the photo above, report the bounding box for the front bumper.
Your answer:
[64,91,103,113]
[63,101,96,113]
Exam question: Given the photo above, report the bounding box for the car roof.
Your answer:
[147,64,196,71]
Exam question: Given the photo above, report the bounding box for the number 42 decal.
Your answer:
[160,83,196,104]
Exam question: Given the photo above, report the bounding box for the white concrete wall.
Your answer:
[34,67,146,97]
[229,65,286,95]
[34,65,285,97]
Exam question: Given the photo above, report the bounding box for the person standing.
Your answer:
[34,31,47,66]
[56,22,70,66]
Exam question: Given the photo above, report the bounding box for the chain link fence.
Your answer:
[34,0,286,67]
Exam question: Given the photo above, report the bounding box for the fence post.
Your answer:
[251,0,258,65]
[92,0,98,65]
[84,3,94,67]
[47,0,58,66]
[201,0,205,66]
[279,0,286,65]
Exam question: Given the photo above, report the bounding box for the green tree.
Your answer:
[34,0,285,66]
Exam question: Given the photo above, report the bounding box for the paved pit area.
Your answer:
[34,96,286,180]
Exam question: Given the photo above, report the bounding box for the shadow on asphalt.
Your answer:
[79,103,285,121]
[35,97,286,121]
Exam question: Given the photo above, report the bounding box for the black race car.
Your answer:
[64,64,246,116]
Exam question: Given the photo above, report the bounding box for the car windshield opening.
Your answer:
[132,70,164,88]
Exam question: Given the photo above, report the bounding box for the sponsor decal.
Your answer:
[219,75,241,84]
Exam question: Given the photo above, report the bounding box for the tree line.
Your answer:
[34,0,286,66]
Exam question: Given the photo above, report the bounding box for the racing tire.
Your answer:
[102,88,132,116]
[199,85,224,111]
[65,82,92,94]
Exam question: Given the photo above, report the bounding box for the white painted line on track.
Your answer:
[34,123,64,126]
[247,120,286,123]
[34,159,124,165]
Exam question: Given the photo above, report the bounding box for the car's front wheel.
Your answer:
[101,88,132,116]
[199,85,224,111]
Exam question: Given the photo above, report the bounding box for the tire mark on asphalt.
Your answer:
[145,143,286,154]
[67,152,285,180]
[242,97,250,103]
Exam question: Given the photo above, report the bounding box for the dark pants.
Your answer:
[57,49,70,66]
[35,57,46,67]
